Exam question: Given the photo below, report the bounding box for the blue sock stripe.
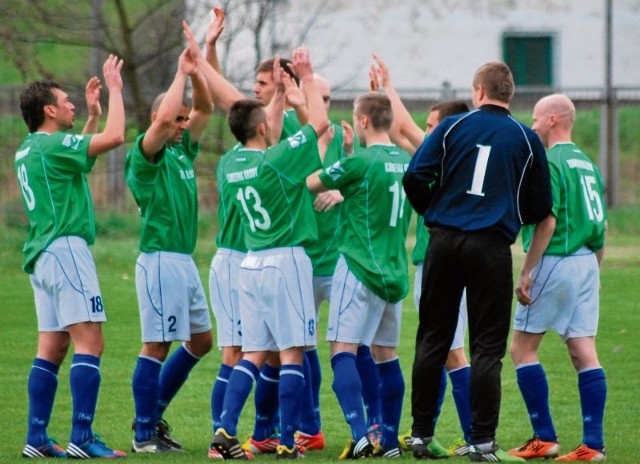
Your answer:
[259,372,280,382]
[139,355,163,365]
[447,363,471,373]
[236,365,258,382]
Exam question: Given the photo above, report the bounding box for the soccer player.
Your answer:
[209,46,329,460]
[508,94,608,462]
[307,92,413,459]
[403,61,552,462]
[125,24,215,453]
[16,55,126,459]
[294,74,344,453]
[370,55,472,457]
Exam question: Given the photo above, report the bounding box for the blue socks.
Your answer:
[279,364,305,448]
[132,356,162,442]
[377,358,405,450]
[252,363,280,440]
[516,363,557,442]
[299,356,320,435]
[356,345,381,426]
[69,354,101,445]
[157,344,200,416]
[220,360,259,437]
[305,349,322,425]
[449,365,472,443]
[211,363,233,432]
[332,352,368,441]
[578,368,607,450]
[26,358,59,446]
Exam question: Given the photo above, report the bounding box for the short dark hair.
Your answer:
[228,98,267,145]
[256,57,299,86]
[430,100,469,121]
[20,80,61,133]
[473,61,515,103]
[354,93,393,131]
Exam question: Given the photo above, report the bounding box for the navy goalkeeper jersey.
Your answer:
[403,104,551,243]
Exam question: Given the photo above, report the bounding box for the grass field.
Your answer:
[1,209,639,463]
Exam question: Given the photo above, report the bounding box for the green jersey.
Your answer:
[226,125,321,250]
[281,109,302,140]
[319,144,412,303]
[14,131,96,273]
[522,142,606,255]
[125,130,200,254]
[306,122,345,276]
[216,144,248,252]
[411,215,430,265]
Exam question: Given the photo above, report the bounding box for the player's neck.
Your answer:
[364,131,392,147]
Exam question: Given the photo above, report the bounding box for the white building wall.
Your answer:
[188,0,640,91]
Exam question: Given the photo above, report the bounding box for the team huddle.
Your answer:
[14,8,608,463]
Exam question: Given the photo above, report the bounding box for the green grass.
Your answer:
[0,210,639,463]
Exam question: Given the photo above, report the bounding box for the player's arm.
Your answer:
[290,47,329,142]
[306,170,328,194]
[82,76,102,134]
[88,55,125,157]
[186,69,214,143]
[372,54,424,151]
[183,21,244,113]
[264,56,286,144]
[515,213,556,305]
[140,47,193,160]
[402,129,444,214]
[205,7,224,74]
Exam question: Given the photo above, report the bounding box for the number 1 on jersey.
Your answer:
[467,144,491,197]
[388,180,406,227]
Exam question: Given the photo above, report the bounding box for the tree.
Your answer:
[0,0,186,131]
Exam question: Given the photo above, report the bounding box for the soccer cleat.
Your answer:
[555,444,606,462]
[367,423,382,446]
[412,437,450,460]
[209,443,224,459]
[22,439,67,458]
[67,436,126,459]
[156,418,182,449]
[509,436,560,459]
[469,443,525,462]
[212,428,251,460]
[131,435,182,453]
[276,444,305,459]
[294,431,326,451]
[372,442,403,458]
[242,434,279,454]
[339,436,374,460]
[398,431,414,451]
[448,439,470,456]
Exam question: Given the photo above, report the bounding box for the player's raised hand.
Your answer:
[178,47,198,77]
[283,73,305,109]
[369,64,380,92]
[290,47,313,80]
[182,20,203,63]
[85,76,102,119]
[102,54,124,92]
[372,53,391,88]
[206,7,225,46]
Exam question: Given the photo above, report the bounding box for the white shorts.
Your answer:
[209,248,245,348]
[414,263,467,350]
[136,251,211,343]
[30,236,106,331]
[313,275,333,316]
[513,248,600,341]
[327,256,401,347]
[239,247,317,351]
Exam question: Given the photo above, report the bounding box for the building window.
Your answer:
[503,33,554,87]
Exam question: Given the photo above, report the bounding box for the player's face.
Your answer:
[170,106,190,144]
[425,110,441,135]
[49,88,75,130]
[531,105,550,147]
[352,108,366,142]
[254,71,276,104]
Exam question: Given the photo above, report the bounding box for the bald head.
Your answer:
[532,93,576,147]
